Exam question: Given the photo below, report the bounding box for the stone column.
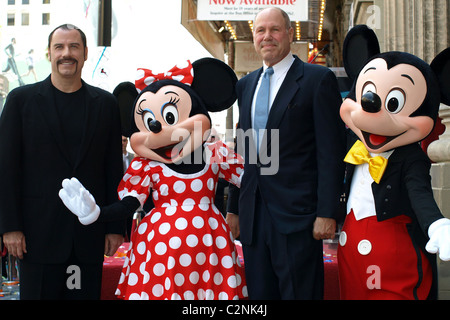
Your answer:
[428,106,450,300]
[425,0,450,300]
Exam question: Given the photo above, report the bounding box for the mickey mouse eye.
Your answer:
[362,82,377,96]
[162,104,179,126]
[385,89,405,114]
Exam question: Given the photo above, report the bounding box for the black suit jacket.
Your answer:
[228,56,346,245]
[0,76,125,264]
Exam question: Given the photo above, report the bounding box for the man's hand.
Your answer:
[226,212,240,240]
[313,217,336,240]
[3,231,27,259]
[105,234,124,256]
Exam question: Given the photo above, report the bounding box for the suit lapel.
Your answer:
[36,77,74,167]
[259,56,304,154]
[74,82,100,169]
[241,68,262,131]
[266,56,304,131]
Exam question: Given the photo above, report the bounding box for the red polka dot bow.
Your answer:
[135,61,194,92]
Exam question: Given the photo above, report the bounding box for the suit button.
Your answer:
[339,231,347,246]
[256,162,262,168]
[386,185,392,190]
[358,240,372,255]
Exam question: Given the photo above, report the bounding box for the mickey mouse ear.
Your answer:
[430,47,450,106]
[343,25,381,80]
[191,58,238,113]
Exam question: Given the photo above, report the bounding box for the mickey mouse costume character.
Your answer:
[59,58,248,300]
[338,25,450,300]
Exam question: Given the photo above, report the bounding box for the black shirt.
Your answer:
[53,85,86,162]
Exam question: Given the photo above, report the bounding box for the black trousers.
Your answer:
[242,192,324,300]
[19,249,103,300]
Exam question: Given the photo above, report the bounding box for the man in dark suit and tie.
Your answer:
[226,7,346,299]
[0,24,125,299]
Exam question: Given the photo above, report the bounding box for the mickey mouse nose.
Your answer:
[361,92,382,113]
[149,120,162,133]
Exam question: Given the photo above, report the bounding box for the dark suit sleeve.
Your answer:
[103,94,128,235]
[99,196,141,222]
[313,69,346,219]
[226,119,241,216]
[227,184,240,215]
[404,152,444,234]
[0,88,24,234]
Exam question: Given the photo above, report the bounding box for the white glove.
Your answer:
[426,218,450,261]
[59,177,100,225]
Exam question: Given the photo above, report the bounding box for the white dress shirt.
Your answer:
[251,53,295,129]
[347,149,394,220]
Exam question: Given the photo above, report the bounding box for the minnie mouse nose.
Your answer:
[149,120,162,133]
[361,91,382,113]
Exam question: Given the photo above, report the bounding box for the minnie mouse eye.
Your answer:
[385,89,406,114]
[162,104,179,126]
[142,111,156,131]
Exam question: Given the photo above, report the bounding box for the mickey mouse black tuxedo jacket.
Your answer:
[0,76,125,264]
[228,55,346,245]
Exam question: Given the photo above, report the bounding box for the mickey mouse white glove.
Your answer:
[59,177,100,225]
[426,218,450,261]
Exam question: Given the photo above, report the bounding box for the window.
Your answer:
[8,0,15,5]
[43,0,50,3]
[22,13,29,26]
[22,0,30,4]
[7,13,15,26]
[42,13,50,25]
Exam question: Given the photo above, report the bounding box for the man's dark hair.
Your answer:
[48,24,87,49]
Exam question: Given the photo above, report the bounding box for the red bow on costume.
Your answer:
[135,61,194,92]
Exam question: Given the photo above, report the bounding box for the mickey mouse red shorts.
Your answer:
[338,210,432,300]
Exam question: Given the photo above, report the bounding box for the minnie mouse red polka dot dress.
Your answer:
[115,141,247,300]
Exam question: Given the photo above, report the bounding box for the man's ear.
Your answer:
[343,25,381,81]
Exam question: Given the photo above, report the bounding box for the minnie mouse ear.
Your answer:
[113,81,138,137]
[191,58,238,112]
[430,47,450,106]
[343,25,381,80]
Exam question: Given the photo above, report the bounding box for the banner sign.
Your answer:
[197,0,309,21]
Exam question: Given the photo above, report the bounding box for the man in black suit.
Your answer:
[0,24,125,299]
[226,8,346,299]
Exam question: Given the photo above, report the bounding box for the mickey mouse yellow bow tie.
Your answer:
[344,140,388,184]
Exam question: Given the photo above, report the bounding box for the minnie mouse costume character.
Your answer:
[339,25,450,300]
[59,58,248,300]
